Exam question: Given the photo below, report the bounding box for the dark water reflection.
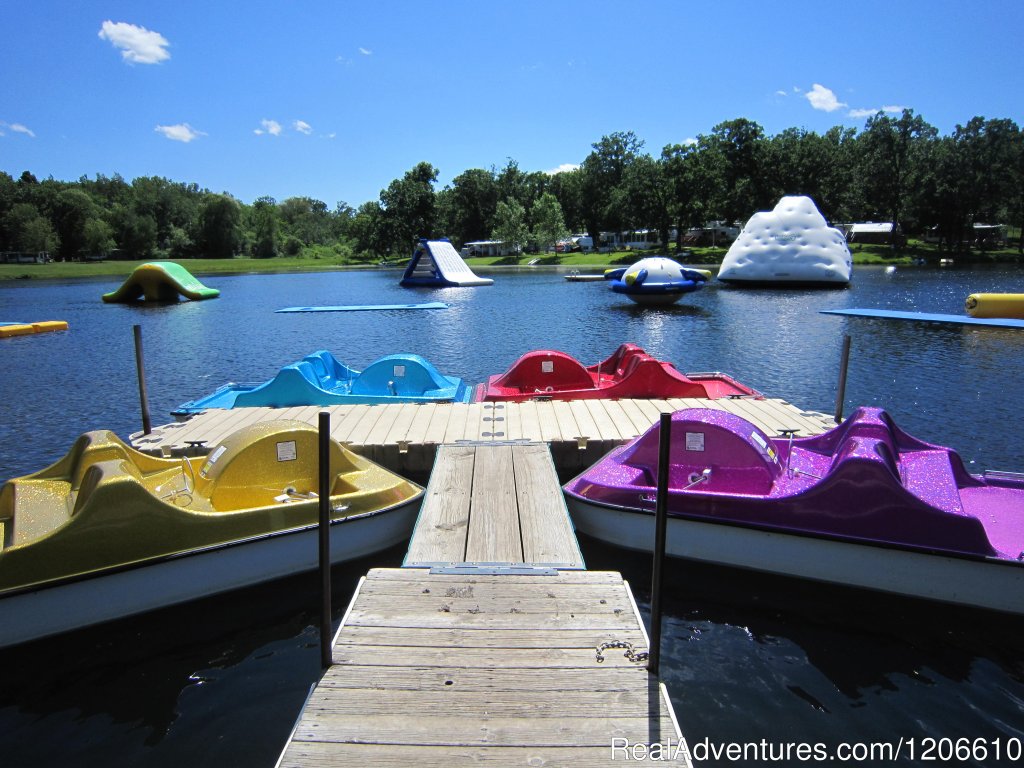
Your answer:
[1,265,1023,766]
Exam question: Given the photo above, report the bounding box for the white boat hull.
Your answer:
[0,501,420,649]
[566,496,1024,614]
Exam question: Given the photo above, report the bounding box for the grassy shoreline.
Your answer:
[1,241,1018,282]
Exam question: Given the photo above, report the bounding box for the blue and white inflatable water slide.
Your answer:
[400,238,494,287]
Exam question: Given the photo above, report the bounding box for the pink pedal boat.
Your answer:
[563,407,1024,613]
[476,343,759,402]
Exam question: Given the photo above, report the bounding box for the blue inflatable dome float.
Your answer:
[174,350,472,416]
[607,257,709,305]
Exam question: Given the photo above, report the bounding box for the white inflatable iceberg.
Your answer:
[717,196,851,286]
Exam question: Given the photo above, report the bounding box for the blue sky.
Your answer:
[2,1,1022,209]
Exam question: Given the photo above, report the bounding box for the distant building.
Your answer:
[460,240,519,257]
[846,222,906,246]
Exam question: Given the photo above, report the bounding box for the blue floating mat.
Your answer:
[276,301,449,313]
[821,308,1024,328]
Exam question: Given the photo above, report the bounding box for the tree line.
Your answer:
[2,110,1021,262]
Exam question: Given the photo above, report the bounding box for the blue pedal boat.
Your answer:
[174,350,472,417]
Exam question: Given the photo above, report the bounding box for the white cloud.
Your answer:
[99,21,170,65]
[848,104,907,120]
[775,90,788,97]
[254,119,283,136]
[293,120,313,135]
[1,122,35,138]
[358,47,372,55]
[546,163,580,175]
[683,137,698,147]
[154,123,204,143]
[805,83,847,112]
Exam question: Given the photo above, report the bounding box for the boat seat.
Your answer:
[493,351,594,393]
[827,436,901,480]
[900,450,965,515]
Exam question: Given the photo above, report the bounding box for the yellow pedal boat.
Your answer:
[0,420,423,648]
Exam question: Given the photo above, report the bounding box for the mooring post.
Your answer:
[834,334,852,424]
[318,411,333,669]
[132,324,152,435]
[648,412,672,676]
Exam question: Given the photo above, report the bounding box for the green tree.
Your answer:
[196,194,242,258]
[250,196,279,258]
[82,217,116,256]
[621,155,672,247]
[530,193,569,254]
[547,168,584,233]
[379,162,438,255]
[349,201,386,258]
[765,126,859,221]
[52,188,98,260]
[441,168,499,245]
[662,140,722,244]
[704,118,769,224]
[3,202,59,252]
[491,198,528,252]
[858,109,937,243]
[580,131,644,242]
[109,205,157,259]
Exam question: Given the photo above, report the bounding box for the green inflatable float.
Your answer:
[102,262,220,303]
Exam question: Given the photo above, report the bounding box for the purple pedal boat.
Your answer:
[563,407,1024,613]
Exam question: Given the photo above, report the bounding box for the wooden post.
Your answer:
[318,411,333,669]
[648,412,671,676]
[132,325,152,435]
[834,335,852,424]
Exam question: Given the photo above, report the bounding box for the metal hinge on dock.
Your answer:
[426,562,561,576]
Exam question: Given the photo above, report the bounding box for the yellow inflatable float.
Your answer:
[965,293,1024,319]
[0,321,69,338]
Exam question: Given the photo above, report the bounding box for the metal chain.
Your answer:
[596,640,649,664]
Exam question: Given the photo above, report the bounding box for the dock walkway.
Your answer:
[133,397,834,476]
[276,442,691,766]
[404,443,584,569]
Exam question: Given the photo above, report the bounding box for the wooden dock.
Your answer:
[276,443,692,766]
[404,443,584,569]
[133,397,835,476]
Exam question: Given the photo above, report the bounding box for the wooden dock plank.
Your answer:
[402,402,436,445]
[279,742,671,768]
[293,687,660,716]
[551,400,582,443]
[370,568,624,585]
[328,404,370,445]
[464,445,521,563]
[567,400,600,442]
[513,444,583,567]
[289,711,678,747]
[344,405,388,448]
[581,398,627,442]
[515,400,543,441]
[608,399,650,438]
[440,403,471,444]
[132,398,834,478]
[404,445,474,565]
[278,568,688,767]
[331,626,648,650]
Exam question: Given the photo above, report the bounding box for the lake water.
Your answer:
[1,264,1023,766]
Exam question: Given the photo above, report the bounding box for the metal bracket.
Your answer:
[424,562,561,575]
